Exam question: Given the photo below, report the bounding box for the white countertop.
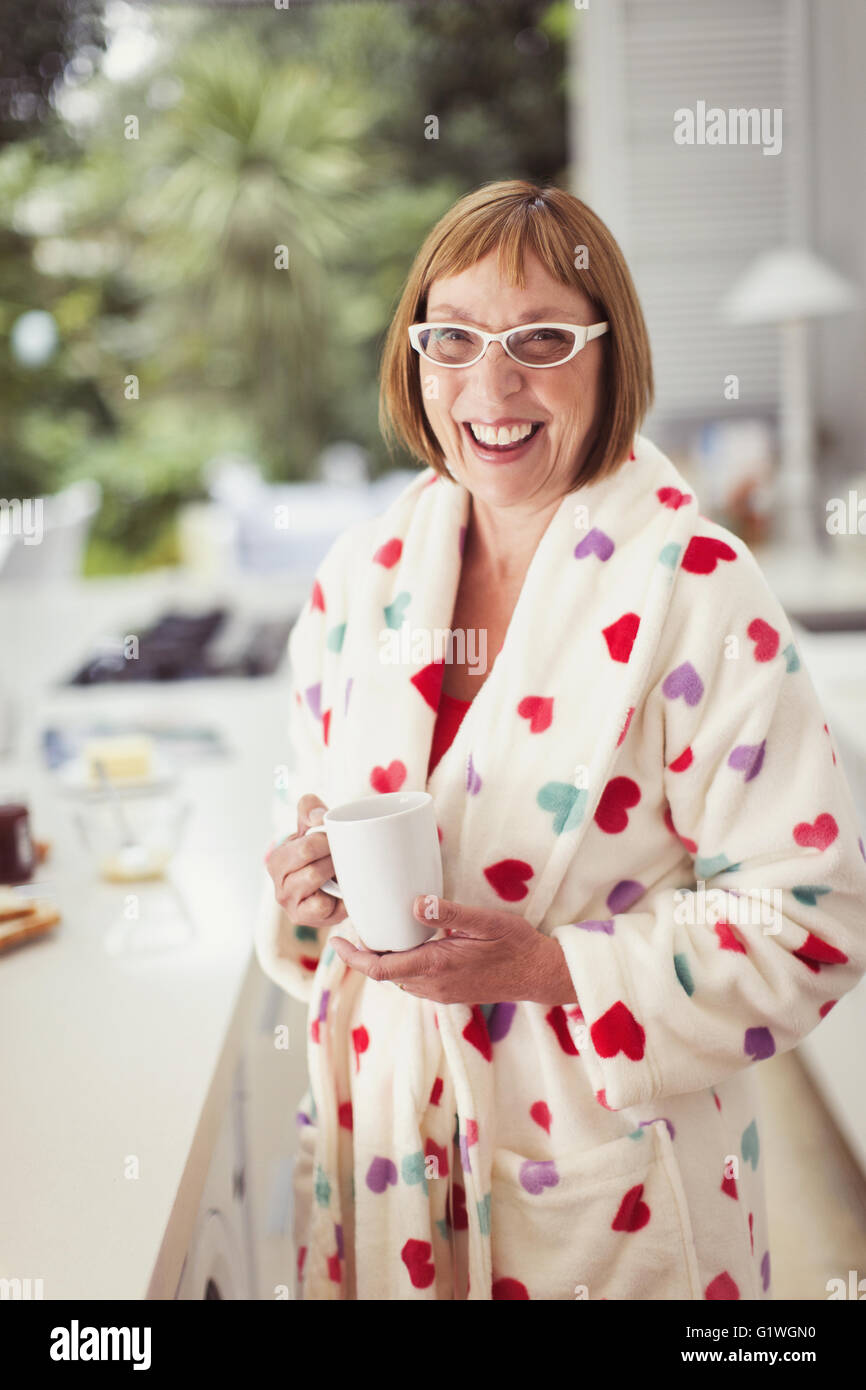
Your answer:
[0,570,306,1299]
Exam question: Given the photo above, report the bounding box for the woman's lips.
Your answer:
[461,421,544,464]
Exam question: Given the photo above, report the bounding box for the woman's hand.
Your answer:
[329,895,578,1006]
[265,794,348,929]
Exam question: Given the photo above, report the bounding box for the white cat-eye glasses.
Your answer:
[408,319,610,369]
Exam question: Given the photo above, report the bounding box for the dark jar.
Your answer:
[0,797,36,884]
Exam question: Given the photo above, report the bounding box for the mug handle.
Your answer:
[302,824,343,898]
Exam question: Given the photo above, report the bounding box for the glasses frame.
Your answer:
[408,319,610,369]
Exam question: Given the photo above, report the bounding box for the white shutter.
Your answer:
[571,0,811,427]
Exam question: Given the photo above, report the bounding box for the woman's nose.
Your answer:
[468,340,524,392]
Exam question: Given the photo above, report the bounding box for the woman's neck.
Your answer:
[464,493,562,583]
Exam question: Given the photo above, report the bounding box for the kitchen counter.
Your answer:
[0,570,308,1299]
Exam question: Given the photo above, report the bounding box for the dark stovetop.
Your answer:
[64,606,298,684]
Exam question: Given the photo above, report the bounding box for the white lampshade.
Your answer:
[720,247,859,324]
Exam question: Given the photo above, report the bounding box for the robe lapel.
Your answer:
[380,436,700,930]
[328,470,469,802]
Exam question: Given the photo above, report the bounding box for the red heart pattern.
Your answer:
[603,611,640,663]
[682,536,737,574]
[374,537,402,568]
[545,1005,580,1056]
[591,1001,646,1061]
[401,1238,435,1288]
[425,1138,448,1178]
[793,813,838,850]
[448,1183,468,1231]
[492,1277,530,1300]
[792,932,848,972]
[715,920,747,954]
[370,760,407,792]
[484,858,533,902]
[611,1183,650,1232]
[530,1101,552,1133]
[351,1025,369,1073]
[705,1271,740,1300]
[747,618,779,662]
[668,746,693,772]
[657,486,692,509]
[411,660,444,711]
[594,776,641,833]
[462,1004,493,1061]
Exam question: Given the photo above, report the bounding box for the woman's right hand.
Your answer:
[265,794,348,928]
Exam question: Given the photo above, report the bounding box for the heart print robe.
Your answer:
[254,431,866,1301]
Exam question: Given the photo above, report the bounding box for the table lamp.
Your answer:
[719,247,859,551]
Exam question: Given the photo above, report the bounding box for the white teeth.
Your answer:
[469,422,536,446]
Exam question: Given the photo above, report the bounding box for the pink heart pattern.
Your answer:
[517,695,554,733]
[793,813,838,850]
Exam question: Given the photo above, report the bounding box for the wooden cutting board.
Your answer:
[0,888,61,952]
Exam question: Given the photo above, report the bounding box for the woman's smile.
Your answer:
[459,418,545,464]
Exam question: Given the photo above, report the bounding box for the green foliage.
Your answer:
[0,0,569,570]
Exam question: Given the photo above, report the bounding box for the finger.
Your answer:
[413,895,505,937]
[267,831,334,891]
[330,936,437,984]
[290,853,340,901]
[299,891,347,925]
[298,795,327,832]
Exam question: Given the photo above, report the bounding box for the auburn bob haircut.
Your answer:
[378,179,654,488]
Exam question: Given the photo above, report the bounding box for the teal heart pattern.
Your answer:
[537,781,588,834]
[741,1119,760,1170]
[792,884,832,907]
[326,621,346,652]
[674,952,694,996]
[384,591,411,630]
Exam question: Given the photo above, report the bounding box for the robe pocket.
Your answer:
[490,1120,702,1301]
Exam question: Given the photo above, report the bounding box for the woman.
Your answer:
[256,180,866,1300]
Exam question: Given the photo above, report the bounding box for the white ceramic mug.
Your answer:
[304,791,442,953]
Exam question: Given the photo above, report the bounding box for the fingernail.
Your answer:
[308,806,325,825]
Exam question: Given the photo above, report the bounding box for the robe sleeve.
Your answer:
[253,530,355,1004]
[552,535,866,1111]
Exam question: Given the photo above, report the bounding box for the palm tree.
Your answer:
[126,32,378,474]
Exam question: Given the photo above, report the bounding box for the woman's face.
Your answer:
[419,249,606,510]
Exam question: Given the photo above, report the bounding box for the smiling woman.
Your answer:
[256,179,866,1302]
[379,178,653,500]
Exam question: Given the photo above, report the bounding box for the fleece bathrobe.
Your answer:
[254,431,866,1301]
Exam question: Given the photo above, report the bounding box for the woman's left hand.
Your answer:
[329,896,578,1006]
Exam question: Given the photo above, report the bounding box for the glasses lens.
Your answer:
[417,325,484,365]
[506,326,577,365]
